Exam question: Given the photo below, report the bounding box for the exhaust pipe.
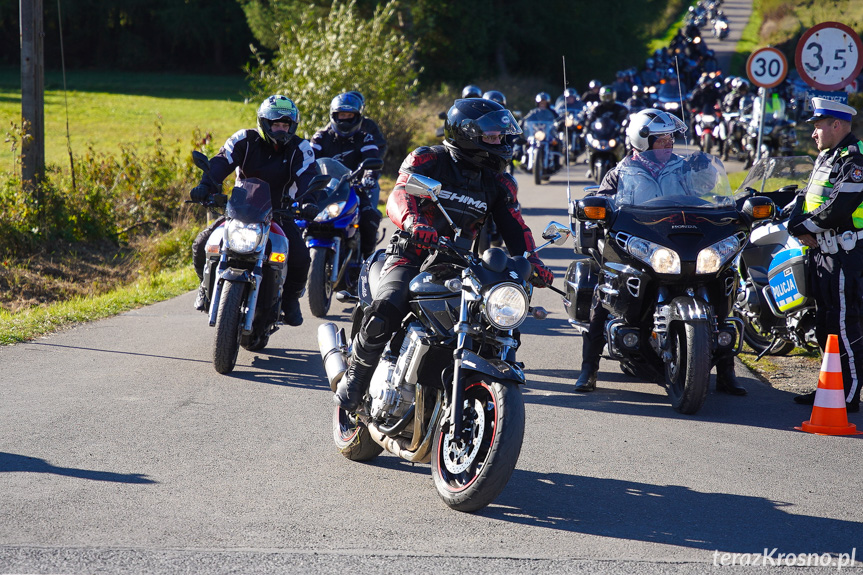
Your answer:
[318,322,348,392]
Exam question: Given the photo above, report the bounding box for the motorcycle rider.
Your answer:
[462,84,483,99]
[581,79,603,105]
[625,85,650,114]
[516,92,561,169]
[347,90,388,207]
[311,92,383,260]
[482,90,507,106]
[189,94,318,326]
[787,98,863,413]
[574,108,747,395]
[584,87,629,127]
[333,98,555,411]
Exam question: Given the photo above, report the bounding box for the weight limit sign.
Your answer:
[795,21,863,91]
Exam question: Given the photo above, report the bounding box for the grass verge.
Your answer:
[0,267,197,345]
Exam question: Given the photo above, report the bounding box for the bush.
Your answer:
[247,0,420,173]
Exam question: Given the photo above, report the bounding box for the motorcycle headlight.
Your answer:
[225,220,264,254]
[534,130,547,141]
[666,102,680,110]
[608,138,617,147]
[314,201,346,222]
[696,236,740,274]
[627,236,681,274]
[483,283,529,330]
[565,115,575,127]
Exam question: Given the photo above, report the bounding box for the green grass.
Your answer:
[0,266,197,345]
[1,69,255,173]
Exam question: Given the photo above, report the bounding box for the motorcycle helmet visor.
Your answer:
[458,109,523,140]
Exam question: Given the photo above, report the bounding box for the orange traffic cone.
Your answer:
[796,334,862,436]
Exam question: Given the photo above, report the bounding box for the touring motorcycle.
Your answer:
[733,155,818,356]
[565,150,774,414]
[298,157,383,318]
[584,112,626,184]
[191,151,294,375]
[518,117,563,185]
[318,173,567,512]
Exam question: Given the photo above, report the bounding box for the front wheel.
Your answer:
[740,313,796,356]
[333,406,383,461]
[308,247,334,318]
[595,159,609,185]
[533,148,544,186]
[702,132,714,155]
[665,321,711,414]
[431,377,525,512]
[213,280,246,374]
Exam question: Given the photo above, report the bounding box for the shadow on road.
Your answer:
[484,469,862,554]
[0,452,156,483]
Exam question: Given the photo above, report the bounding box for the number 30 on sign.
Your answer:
[746,47,788,89]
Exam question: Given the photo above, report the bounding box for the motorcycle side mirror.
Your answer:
[575,196,611,225]
[438,111,447,120]
[541,221,572,246]
[777,184,798,193]
[404,173,442,202]
[359,158,384,172]
[192,150,210,173]
[741,196,775,222]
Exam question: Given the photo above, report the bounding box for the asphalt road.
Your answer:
[2,163,862,574]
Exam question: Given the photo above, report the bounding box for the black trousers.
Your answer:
[810,248,863,407]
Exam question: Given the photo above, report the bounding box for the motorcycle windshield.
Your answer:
[226,177,273,222]
[314,157,353,202]
[733,156,814,200]
[613,150,733,209]
[590,114,621,139]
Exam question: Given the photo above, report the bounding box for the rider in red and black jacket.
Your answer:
[333,98,555,411]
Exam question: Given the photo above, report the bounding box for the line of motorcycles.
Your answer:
[188,144,821,514]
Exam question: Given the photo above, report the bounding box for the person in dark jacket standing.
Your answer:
[333,98,555,411]
[788,98,863,413]
[311,92,383,260]
[189,95,318,326]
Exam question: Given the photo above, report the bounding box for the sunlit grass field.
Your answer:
[0,69,255,173]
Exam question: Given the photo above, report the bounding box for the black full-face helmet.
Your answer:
[599,86,615,103]
[462,84,483,98]
[329,92,364,137]
[482,90,507,106]
[443,98,522,173]
[257,95,300,148]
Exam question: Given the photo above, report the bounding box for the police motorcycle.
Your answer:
[190,151,295,375]
[518,116,564,185]
[297,157,384,318]
[732,156,819,356]
[318,173,567,512]
[584,111,626,184]
[565,150,774,414]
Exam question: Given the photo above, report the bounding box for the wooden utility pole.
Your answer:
[20,0,45,188]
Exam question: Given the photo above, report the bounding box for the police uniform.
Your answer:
[788,98,863,412]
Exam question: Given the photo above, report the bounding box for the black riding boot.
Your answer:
[575,334,602,392]
[715,355,747,395]
[333,341,381,411]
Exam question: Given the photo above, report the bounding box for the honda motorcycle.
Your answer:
[318,173,567,512]
[733,155,818,356]
[519,117,563,185]
[298,157,383,318]
[566,151,774,414]
[584,112,626,184]
[191,151,293,375]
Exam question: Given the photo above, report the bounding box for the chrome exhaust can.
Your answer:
[318,322,347,392]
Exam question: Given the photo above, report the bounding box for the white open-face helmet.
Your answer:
[626,108,687,152]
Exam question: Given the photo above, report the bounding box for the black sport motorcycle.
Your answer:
[733,155,818,357]
[191,151,294,375]
[565,150,774,414]
[318,173,567,512]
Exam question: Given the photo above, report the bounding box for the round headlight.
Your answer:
[484,283,528,329]
[534,130,547,142]
[225,220,263,254]
[315,201,345,222]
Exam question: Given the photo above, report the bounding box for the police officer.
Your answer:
[189,95,318,326]
[311,92,383,260]
[333,98,555,411]
[789,98,863,413]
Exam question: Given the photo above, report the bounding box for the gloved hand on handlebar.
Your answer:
[301,203,319,220]
[361,175,378,190]
[190,182,216,203]
[410,223,438,249]
[528,256,554,288]
[688,153,711,172]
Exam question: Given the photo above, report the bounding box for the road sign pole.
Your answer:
[755,89,768,163]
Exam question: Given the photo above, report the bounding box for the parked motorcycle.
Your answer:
[518,117,563,185]
[318,172,567,512]
[733,155,818,356]
[298,157,384,318]
[584,112,626,184]
[191,151,293,375]
[566,151,774,414]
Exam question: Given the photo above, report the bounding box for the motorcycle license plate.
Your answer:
[769,267,804,312]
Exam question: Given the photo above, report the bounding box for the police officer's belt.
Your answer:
[815,229,863,254]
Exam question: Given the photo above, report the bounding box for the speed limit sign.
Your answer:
[746,47,788,88]
[795,22,863,90]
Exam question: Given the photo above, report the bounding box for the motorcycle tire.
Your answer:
[703,133,714,155]
[533,148,544,186]
[213,280,246,375]
[595,160,609,185]
[665,321,711,414]
[741,320,796,356]
[431,376,525,513]
[308,247,333,318]
[333,406,384,461]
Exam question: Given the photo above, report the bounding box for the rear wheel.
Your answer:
[308,247,333,318]
[595,159,609,185]
[703,132,714,154]
[213,281,246,375]
[431,377,525,512]
[665,321,711,414]
[333,406,383,461]
[741,318,795,356]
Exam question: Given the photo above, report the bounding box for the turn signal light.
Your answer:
[269,252,286,263]
[751,205,773,219]
[583,206,606,220]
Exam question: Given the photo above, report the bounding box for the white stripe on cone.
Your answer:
[814,388,847,409]
[821,351,842,373]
